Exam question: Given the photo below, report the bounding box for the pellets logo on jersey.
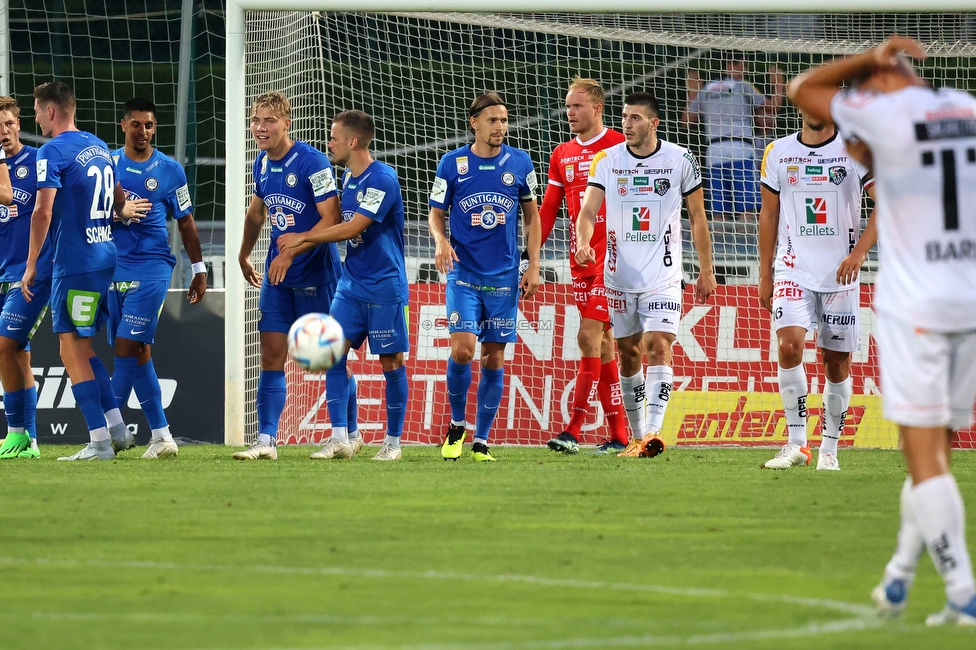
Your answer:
[270,206,296,231]
[471,205,505,229]
[617,177,628,196]
[829,166,847,185]
[629,207,657,242]
[456,156,469,175]
[787,165,799,186]
[804,197,828,224]
[15,166,28,180]
[654,178,671,196]
[565,164,574,183]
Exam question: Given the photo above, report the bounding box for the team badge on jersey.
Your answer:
[501,172,515,186]
[471,205,505,229]
[15,165,28,180]
[456,156,469,175]
[0,203,17,223]
[654,178,671,196]
[617,177,628,196]
[565,164,575,183]
[286,173,298,187]
[145,177,158,191]
[270,207,296,231]
[829,166,847,185]
[787,165,799,186]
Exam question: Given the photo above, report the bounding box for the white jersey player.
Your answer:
[758,113,876,471]
[576,91,716,458]
[790,36,976,625]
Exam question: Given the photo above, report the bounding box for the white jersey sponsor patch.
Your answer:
[309,168,336,197]
[359,187,386,215]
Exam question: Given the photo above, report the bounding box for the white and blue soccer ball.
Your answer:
[287,313,345,372]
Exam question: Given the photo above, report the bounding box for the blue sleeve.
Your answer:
[356,170,399,224]
[428,154,452,210]
[36,144,63,189]
[252,154,264,199]
[518,151,536,201]
[305,150,338,203]
[164,161,193,219]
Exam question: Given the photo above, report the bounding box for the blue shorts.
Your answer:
[330,290,409,355]
[706,159,761,215]
[51,269,113,337]
[0,280,51,349]
[259,280,337,334]
[107,279,169,346]
[446,278,517,344]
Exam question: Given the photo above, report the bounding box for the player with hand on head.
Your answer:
[540,77,629,455]
[109,97,207,459]
[791,35,976,625]
[428,92,542,462]
[23,81,133,461]
[235,91,346,460]
[277,110,409,462]
[758,110,876,471]
[577,91,717,458]
[0,95,46,459]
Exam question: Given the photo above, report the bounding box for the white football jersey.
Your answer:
[588,140,702,292]
[760,132,871,292]
[832,85,976,331]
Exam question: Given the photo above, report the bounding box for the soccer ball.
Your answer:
[287,313,345,372]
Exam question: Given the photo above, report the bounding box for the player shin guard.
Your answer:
[620,369,646,440]
[384,366,408,439]
[325,359,350,443]
[133,360,168,430]
[4,388,26,434]
[256,370,286,439]
[446,357,472,425]
[910,474,976,608]
[821,377,852,455]
[347,374,360,439]
[645,365,673,434]
[598,360,628,445]
[884,477,926,586]
[567,357,601,436]
[474,367,504,443]
[71,379,109,441]
[778,364,808,447]
[111,356,138,413]
[90,356,123,427]
[24,385,37,439]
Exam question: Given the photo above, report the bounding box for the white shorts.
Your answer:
[772,280,860,353]
[606,284,681,339]
[876,315,976,430]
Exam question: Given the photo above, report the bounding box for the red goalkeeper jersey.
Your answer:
[540,128,625,278]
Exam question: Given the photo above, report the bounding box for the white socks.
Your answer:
[151,426,174,442]
[332,426,349,444]
[884,477,925,586]
[644,365,673,434]
[778,364,808,447]
[910,474,976,608]
[820,377,852,455]
[620,370,646,440]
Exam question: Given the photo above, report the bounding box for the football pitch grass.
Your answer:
[2,446,975,649]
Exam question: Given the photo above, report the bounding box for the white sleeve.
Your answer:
[760,141,779,192]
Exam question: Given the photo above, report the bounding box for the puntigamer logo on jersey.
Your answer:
[459,192,514,230]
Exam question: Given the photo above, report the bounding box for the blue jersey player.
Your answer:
[0,96,48,459]
[235,91,346,460]
[110,97,208,459]
[22,82,131,461]
[428,92,542,462]
[278,110,409,461]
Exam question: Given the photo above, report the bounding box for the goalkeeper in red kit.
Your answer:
[540,77,629,454]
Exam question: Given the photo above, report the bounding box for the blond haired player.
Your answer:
[577,91,716,457]
[758,112,876,471]
[540,77,628,455]
[791,36,976,625]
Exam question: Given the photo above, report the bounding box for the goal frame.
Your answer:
[223,1,972,445]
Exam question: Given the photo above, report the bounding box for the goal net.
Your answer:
[232,10,976,449]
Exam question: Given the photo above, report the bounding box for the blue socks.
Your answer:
[446,358,472,423]
[325,358,350,430]
[4,388,25,432]
[111,356,138,411]
[133,360,168,430]
[89,355,120,413]
[24,385,37,439]
[257,370,286,439]
[71,379,107,433]
[347,374,359,438]
[475,367,504,443]
[384,366,408,439]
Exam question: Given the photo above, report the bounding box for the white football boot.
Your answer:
[372,443,402,461]
[58,441,116,461]
[232,441,277,460]
[816,451,840,471]
[309,437,353,460]
[763,443,811,469]
[142,439,179,459]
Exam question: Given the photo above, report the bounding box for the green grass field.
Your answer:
[2,445,975,649]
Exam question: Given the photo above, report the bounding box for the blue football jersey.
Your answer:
[338,161,408,304]
[428,144,538,286]
[253,141,341,289]
[36,131,117,278]
[111,148,193,282]
[0,145,54,282]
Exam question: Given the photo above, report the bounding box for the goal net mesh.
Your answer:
[241,11,976,448]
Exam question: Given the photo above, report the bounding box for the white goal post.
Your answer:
[224,2,976,448]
